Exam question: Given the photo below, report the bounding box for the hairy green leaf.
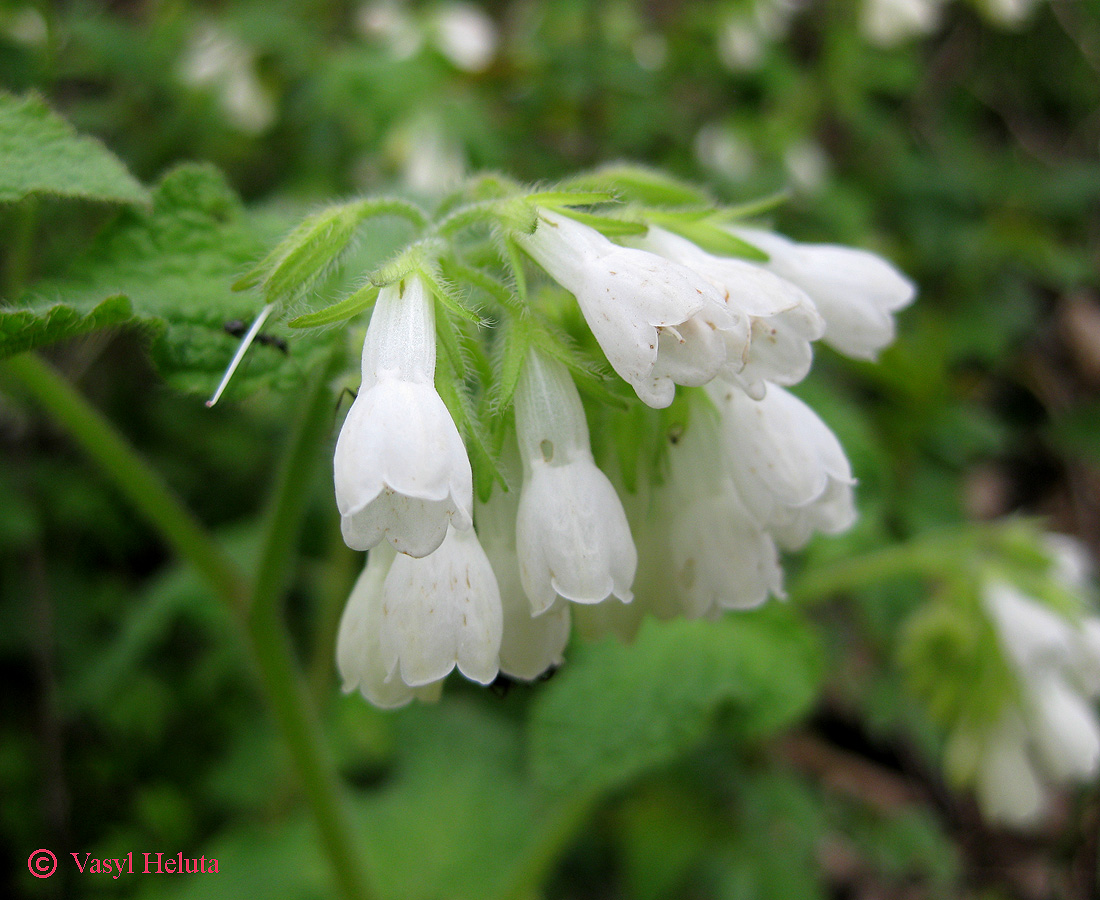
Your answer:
[0,92,147,204]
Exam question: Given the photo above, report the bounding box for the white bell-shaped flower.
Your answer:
[733,227,915,360]
[514,348,637,614]
[1027,671,1100,783]
[476,458,571,681]
[517,209,743,408]
[708,381,856,549]
[971,713,1047,827]
[629,226,824,398]
[629,403,782,622]
[378,524,502,687]
[334,275,473,557]
[335,544,443,709]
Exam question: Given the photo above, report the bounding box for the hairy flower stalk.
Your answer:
[333,275,473,557]
[513,348,637,613]
[516,208,745,408]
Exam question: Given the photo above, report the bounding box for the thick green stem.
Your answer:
[4,352,374,900]
[3,353,249,610]
[787,525,987,607]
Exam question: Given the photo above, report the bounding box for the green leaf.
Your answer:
[648,212,769,260]
[0,294,135,358]
[236,197,425,302]
[4,164,335,396]
[526,190,619,207]
[0,92,148,205]
[567,164,711,207]
[556,208,647,237]
[287,281,379,329]
[529,605,823,795]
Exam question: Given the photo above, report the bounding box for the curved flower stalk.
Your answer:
[628,225,825,398]
[732,227,916,360]
[476,467,571,681]
[707,381,856,549]
[336,544,444,709]
[947,541,1100,827]
[516,208,744,408]
[377,524,503,688]
[333,275,473,557]
[514,348,637,613]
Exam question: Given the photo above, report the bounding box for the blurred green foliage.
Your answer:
[2,1,1099,898]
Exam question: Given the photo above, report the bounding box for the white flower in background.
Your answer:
[514,349,637,613]
[2,6,47,45]
[628,225,824,398]
[708,381,856,548]
[694,122,757,182]
[356,0,423,59]
[334,276,473,557]
[430,2,498,72]
[732,227,916,360]
[377,525,503,687]
[981,0,1042,27]
[476,462,570,681]
[964,538,1100,826]
[516,209,742,408]
[861,0,943,46]
[783,140,829,195]
[388,115,466,196]
[179,25,275,135]
[336,544,443,709]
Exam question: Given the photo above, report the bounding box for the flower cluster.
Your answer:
[319,182,914,708]
[946,536,1100,827]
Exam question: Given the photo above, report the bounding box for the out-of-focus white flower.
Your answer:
[694,122,757,181]
[430,2,498,72]
[628,225,824,397]
[334,276,473,557]
[709,381,856,549]
[476,461,570,681]
[357,1,423,59]
[517,209,743,408]
[861,0,943,46]
[783,140,830,195]
[514,349,637,613]
[981,0,1042,27]
[379,524,503,687]
[2,6,47,45]
[179,25,275,135]
[336,544,444,709]
[387,116,466,196]
[733,227,916,360]
[632,33,668,71]
[967,541,1100,826]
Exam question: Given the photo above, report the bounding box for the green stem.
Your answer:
[245,347,377,900]
[4,352,374,900]
[3,353,249,610]
[787,525,985,607]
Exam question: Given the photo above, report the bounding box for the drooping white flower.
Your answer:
[860,0,943,46]
[514,349,637,613]
[429,2,498,72]
[628,225,824,398]
[969,558,1100,826]
[732,227,916,360]
[634,402,784,620]
[516,209,743,408]
[475,450,571,681]
[334,276,473,558]
[708,381,856,548]
[336,544,443,709]
[378,524,502,687]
